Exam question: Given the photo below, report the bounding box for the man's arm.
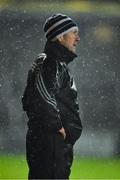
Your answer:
[33,54,64,133]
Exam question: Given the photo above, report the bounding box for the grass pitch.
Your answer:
[0,154,120,179]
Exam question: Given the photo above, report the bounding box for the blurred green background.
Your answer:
[0,155,120,179]
[0,0,120,179]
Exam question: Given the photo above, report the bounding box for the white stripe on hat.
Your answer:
[52,26,79,41]
[45,17,72,36]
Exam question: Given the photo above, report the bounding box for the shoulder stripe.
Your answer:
[36,72,57,109]
[39,73,53,100]
[36,80,57,109]
[37,73,56,105]
[36,76,57,109]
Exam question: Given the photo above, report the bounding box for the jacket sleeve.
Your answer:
[33,55,62,131]
[66,78,83,144]
[57,76,83,145]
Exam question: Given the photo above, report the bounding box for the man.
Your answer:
[22,13,82,179]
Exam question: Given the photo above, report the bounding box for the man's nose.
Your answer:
[76,34,80,42]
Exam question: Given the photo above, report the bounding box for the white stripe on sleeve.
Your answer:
[36,72,57,109]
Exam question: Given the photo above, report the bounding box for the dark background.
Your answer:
[0,0,120,157]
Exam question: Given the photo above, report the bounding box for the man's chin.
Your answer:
[67,46,76,53]
[71,47,76,53]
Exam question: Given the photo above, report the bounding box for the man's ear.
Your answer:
[57,36,64,43]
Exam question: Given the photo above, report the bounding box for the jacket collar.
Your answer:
[44,41,77,64]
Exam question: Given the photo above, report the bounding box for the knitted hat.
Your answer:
[43,13,78,41]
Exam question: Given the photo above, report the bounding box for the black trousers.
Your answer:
[26,128,73,179]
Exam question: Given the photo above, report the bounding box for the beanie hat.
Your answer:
[43,13,78,41]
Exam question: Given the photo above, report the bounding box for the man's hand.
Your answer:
[59,127,66,139]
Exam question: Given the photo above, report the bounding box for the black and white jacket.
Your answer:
[22,41,82,145]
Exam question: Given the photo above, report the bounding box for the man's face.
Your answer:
[58,29,80,53]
